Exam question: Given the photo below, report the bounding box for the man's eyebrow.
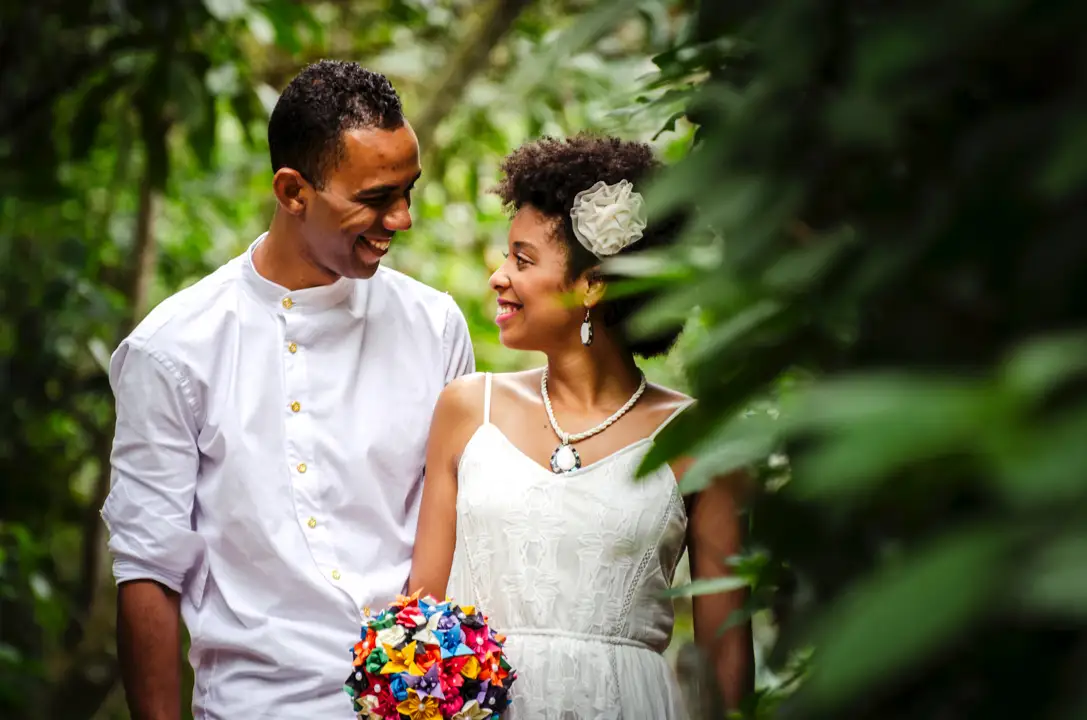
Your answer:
[352,171,422,199]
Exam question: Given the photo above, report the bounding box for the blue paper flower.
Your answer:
[437,626,475,659]
[389,674,408,702]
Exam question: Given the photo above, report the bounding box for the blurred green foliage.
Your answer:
[646,0,1087,718]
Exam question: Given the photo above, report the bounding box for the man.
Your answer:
[101,60,474,719]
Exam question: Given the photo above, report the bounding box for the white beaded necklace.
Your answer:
[541,368,648,474]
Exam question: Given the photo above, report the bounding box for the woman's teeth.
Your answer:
[497,303,521,318]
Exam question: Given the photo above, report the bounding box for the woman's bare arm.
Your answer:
[408,374,484,598]
[684,467,755,710]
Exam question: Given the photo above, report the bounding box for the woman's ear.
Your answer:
[582,267,606,309]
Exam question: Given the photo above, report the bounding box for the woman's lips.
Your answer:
[496,300,521,324]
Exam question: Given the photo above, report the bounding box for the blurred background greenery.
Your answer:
[2,0,1085,719]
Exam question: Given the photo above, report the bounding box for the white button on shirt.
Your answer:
[101,235,474,719]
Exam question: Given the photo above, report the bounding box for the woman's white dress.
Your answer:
[446,373,692,720]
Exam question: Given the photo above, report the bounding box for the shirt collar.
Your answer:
[242,233,356,312]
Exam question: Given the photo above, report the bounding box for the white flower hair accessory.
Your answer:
[569,179,648,258]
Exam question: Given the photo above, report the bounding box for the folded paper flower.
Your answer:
[345,592,517,719]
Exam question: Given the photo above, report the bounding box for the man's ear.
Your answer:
[272,168,311,216]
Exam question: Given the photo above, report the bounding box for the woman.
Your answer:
[409,135,752,718]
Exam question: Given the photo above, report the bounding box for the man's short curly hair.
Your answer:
[268,60,404,188]
[493,134,685,359]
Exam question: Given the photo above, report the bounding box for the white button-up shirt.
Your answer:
[101,235,474,718]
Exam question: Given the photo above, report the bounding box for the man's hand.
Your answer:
[117,580,183,720]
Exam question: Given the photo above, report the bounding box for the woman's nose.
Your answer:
[489,265,509,291]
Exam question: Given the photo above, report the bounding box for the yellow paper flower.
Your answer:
[381,641,425,676]
[450,699,493,720]
[355,694,384,720]
[396,689,441,720]
[459,655,481,680]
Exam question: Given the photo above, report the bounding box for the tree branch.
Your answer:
[412,0,536,160]
[61,166,160,657]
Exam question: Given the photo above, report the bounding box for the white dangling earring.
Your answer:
[580,307,593,346]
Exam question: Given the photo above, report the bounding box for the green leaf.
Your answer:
[70,71,126,160]
[785,375,991,498]
[652,111,687,140]
[1019,531,1087,618]
[1036,116,1087,199]
[999,331,1087,402]
[663,575,749,599]
[988,405,1087,506]
[678,411,780,494]
[783,374,984,434]
[203,0,249,21]
[188,87,218,169]
[685,299,787,368]
[507,0,636,92]
[801,524,1009,711]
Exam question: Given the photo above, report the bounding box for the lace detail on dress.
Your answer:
[447,382,691,719]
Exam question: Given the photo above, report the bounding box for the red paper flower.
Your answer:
[354,673,397,719]
[439,692,465,717]
[397,605,426,628]
[440,668,464,695]
[462,626,499,659]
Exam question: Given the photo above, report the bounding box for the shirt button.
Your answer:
[331,569,341,580]
[290,401,301,413]
[307,517,317,528]
[297,462,307,473]
[282,297,293,309]
[288,342,298,353]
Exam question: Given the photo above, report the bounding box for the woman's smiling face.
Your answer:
[489,205,589,352]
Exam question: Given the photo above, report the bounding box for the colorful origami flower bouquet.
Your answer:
[344,590,517,719]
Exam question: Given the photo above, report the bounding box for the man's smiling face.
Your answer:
[300,122,421,280]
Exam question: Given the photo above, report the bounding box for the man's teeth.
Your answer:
[361,237,391,251]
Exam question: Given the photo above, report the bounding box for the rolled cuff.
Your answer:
[111,556,186,593]
[102,488,206,599]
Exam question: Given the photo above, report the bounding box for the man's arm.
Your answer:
[103,342,203,720]
[442,297,476,384]
[117,581,183,720]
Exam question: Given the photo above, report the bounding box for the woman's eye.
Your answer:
[501,251,529,268]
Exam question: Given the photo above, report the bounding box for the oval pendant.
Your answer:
[580,320,593,346]
[550,444,581,474]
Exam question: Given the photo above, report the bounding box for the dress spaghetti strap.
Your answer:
[650,398,696,440]
[483,372,492,425]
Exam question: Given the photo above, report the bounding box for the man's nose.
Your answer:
[382,197,412,232]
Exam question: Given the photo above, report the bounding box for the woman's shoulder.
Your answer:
[644,382,695,416]
[437,369,541,422]
[435,372,488,423]
[490,368,544,396]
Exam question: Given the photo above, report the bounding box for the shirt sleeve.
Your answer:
[442,295,476,385]
[100,341,204,593]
